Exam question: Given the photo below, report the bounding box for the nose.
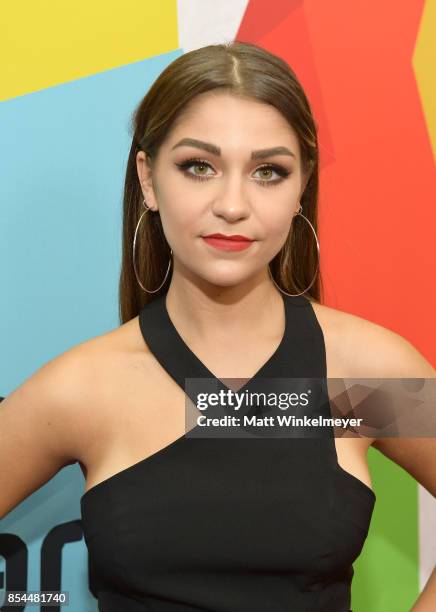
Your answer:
[211,174,250,222]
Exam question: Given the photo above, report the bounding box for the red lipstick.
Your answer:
[202,233,254,252]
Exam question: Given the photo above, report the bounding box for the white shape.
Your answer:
[419,483,436,589]
[177,0,250,52]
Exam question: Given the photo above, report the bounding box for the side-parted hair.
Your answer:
[119,41,322,323]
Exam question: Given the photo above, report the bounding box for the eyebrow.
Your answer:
[171,138,296,160]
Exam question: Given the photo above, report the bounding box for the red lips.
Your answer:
[203,233,253,242]
[201,234,255,252]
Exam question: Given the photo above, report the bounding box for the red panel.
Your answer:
[237,0,434,364]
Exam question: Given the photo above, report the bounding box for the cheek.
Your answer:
[158,200,199,244]
[259,206,293,240]
[255,208,294,261]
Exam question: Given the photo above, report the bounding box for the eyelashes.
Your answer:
[174,158,291,188]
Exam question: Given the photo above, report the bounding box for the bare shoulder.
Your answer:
[0,315,149,518]
[0,318,145,461]
[56,316,151,457]
[310,300,434,377]
[310,300,436,496]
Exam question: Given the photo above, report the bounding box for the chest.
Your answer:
[81,434,374,602]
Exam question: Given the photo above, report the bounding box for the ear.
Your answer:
[136,151,159,212]
[299,170,311,200]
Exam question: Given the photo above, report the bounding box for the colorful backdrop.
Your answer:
[1,1,435,610]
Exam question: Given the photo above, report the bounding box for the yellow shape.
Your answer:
[1,0,178,101]
[413,0,436,161]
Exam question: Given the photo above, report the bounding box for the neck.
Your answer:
[165,270,284,344]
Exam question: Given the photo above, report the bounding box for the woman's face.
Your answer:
[136,91,308,289]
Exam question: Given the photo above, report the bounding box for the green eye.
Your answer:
[175,159,213,182]
[191,162,210,176]
[252,164,292,187]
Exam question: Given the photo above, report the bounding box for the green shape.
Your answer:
[351,446,419,611]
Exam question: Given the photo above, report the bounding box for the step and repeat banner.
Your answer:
[1,1,434,611]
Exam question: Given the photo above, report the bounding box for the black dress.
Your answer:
[80,292,376,611]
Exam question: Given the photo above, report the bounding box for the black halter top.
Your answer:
[80,292,376,611]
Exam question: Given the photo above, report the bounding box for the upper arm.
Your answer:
[0,345,93,519]
[328,308,436,496]
[359,324,436,497]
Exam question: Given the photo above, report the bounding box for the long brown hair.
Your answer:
[119,41,322,324]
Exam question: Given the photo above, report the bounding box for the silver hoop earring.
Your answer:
[133,199,172,293]
[268,203,320,297]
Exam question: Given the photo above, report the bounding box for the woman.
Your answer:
[1,41,434,611]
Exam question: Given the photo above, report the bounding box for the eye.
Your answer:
[252,164,291,187]
[175,158,291,187]
[175,158,214,182]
